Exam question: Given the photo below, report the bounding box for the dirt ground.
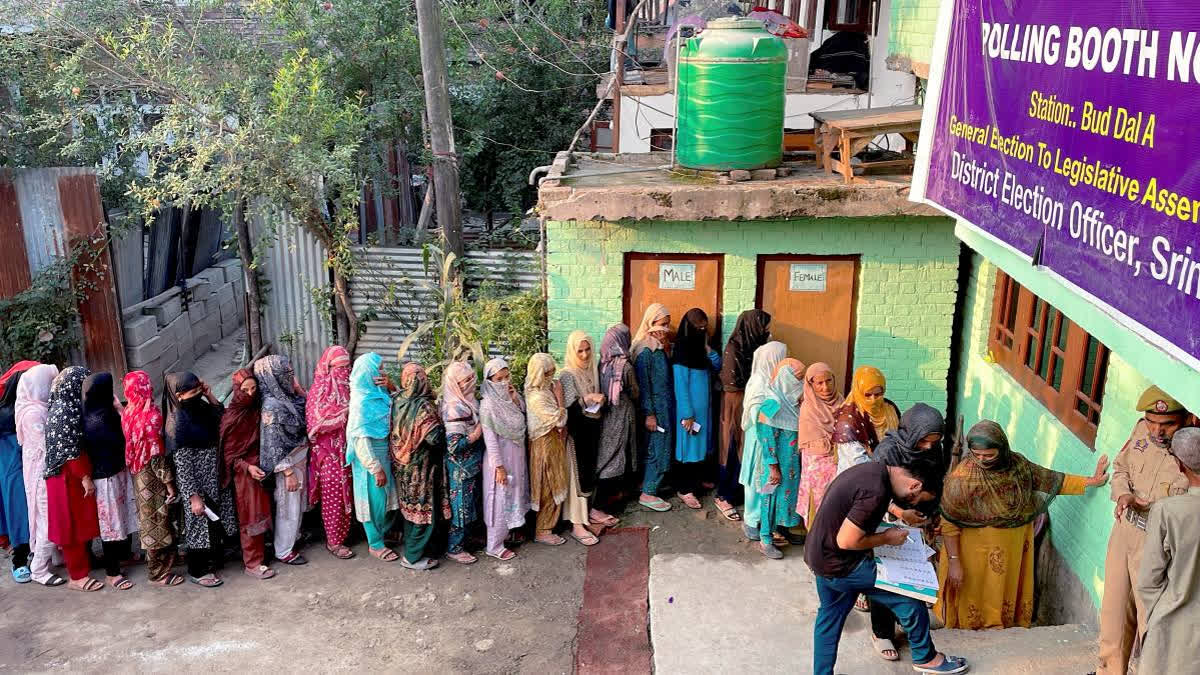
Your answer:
[0,492,757,673]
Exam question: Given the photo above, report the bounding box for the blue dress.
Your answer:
[738,404,765,528]
[635,348,674,495]
[0,433,29,547]
[672,351,721,463]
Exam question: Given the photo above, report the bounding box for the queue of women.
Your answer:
[0,302,1110,649]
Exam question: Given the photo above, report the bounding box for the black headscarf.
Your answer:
[0,370,25,436]
[875,403,946,468]
[719,309,771,391]
[672,308,712,370]
[163,371,222,455]
[81,372,127,479]
[44,366,90,478]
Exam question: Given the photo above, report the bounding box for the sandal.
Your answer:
[108,575,134,591]
[278,552,308,566]
[589,510,620,528]
[399,556,439,571]
[771,532,791,547]
[854,595,870,612]
[485,548,517,561]
[913,655,969,674]
[535,533,567,546]
[153,573,186,586]
[715,499,741,521]
[759,542,784,560]
[369,547,399,562]
[571,530,599,547]
[639,496,672,512]
[189,574,223,588]
[447,551,478,565]
[69,577,104,592]
[12,566,32,584]
[873,637,900,662]
[41,574,67,587]
[243,566,276,580]
[327,545,356,560]
[679,493,702,510]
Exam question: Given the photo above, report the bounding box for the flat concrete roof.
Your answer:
[536,152,943,222]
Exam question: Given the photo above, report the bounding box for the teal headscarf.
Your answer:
[347,353,390,452]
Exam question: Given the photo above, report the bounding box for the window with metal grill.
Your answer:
[988,271,1110,447]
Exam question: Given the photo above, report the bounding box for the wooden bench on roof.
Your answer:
[810,105,923,184]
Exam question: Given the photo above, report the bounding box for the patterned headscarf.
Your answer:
[347,353,391,448]
[0,360,39,435]
[220,368,262,488]
[255,355,307,473]
[849,366,899,441]
[440,360,479,437]
[43,366,90,478]
[15,364,58,449]
[761,359,806,430]
[741,342,788,430]
[121,371,164,476]
[874,403,945,467]
[525,353,566,441]
[720,309,771,391]
[480,358,526,442]
[307,346,352,443]
[941,420,1066,529]
[631,303,670,360]
[796,362,843,455]
[599,324,632,405]
[390,362,440,465]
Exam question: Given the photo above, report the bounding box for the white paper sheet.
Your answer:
[874,525,939,589]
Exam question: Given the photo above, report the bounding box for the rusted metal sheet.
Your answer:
[0,175,33,299]
[58,173,128,380]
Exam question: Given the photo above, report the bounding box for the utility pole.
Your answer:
[415,0,464,262]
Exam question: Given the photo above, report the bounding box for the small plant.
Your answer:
[0,249,91,365]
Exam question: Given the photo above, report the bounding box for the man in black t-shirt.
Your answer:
[804,460,969,675]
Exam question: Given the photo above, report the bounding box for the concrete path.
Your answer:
[648,552,1097,674]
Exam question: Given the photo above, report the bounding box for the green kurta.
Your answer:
[754,398,801,543]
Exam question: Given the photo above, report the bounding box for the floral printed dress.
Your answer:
[753,398,801,542]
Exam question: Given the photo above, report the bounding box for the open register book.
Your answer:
[872,524,939,603]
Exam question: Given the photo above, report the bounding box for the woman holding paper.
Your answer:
[935,420,1109,628]
[559,331,611,545]
[479,358,529,560]
[165,371,237,588]
[671,308,721,510]
[751,359,806,559]
[632,304,674,512]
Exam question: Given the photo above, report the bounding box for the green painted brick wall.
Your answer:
[888,0,942,69]
[545,216,959,413]
[956,252,1154,611]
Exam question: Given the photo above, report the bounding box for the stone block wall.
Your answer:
[887,0,942,77]
[121,261,246,391]
[545,216,959,414]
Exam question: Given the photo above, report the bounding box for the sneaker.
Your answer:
[760,542,784,560]
[400,556,439,571]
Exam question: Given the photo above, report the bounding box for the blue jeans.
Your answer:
[813,558,936,675]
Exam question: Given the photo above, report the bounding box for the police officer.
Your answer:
[1096,386,1193,675]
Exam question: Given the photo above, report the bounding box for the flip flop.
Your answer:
[327,545,356,560]
[571,530,599,547]
[369,547,399,562]
[679,493,703,509]
[153,573,186,586]
[873,637,900,661]
[535,533,567,546]
[279,552,308,566]
[639,496,671,512]
[446,551,478,565]
[70,577,104,592]
[243,566,276,580]
[400,556,439,571]
[109,575,135,591]
[12,566,32,584]
[485,548,517,561]
[189,574,223,588]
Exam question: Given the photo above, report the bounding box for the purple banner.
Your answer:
[920,1,1200,366]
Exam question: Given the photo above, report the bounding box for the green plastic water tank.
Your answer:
[675,17,787,171]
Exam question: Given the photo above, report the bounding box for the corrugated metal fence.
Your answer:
[349,246,541,362]
[250,206,334,384]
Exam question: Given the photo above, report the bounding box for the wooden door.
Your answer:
[757,255,858,390]
[624,253,723,345]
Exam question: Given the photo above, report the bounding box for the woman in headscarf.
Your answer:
[441,360,483,564]
[220,368,275,579]
[632,303,674,512]
[0,360,37,583]
[121,370,182,586]
[874,402,946,469]
[935,420,1109,629]
[15,363,63,586]
[671,308,721,510]
[80,372,138,590]
[596,324,639,514]
[716,309,771,521]
[560,330,610,546]
[525,354,569,546]
[479,358,530,561]
[794,362,844,528]
[833,366,901,473]
[254,355,309,566]
[306,346,355,560]
[391,362,448,570]
[737,342,789,541]
[346,353,400,563]
[165,371,236,588]
[44,366,103,591]
[750,359,806,560]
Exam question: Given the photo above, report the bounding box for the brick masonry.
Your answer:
[546,216,959,414]
[887,0,941,76]
[956,253,1153,615]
